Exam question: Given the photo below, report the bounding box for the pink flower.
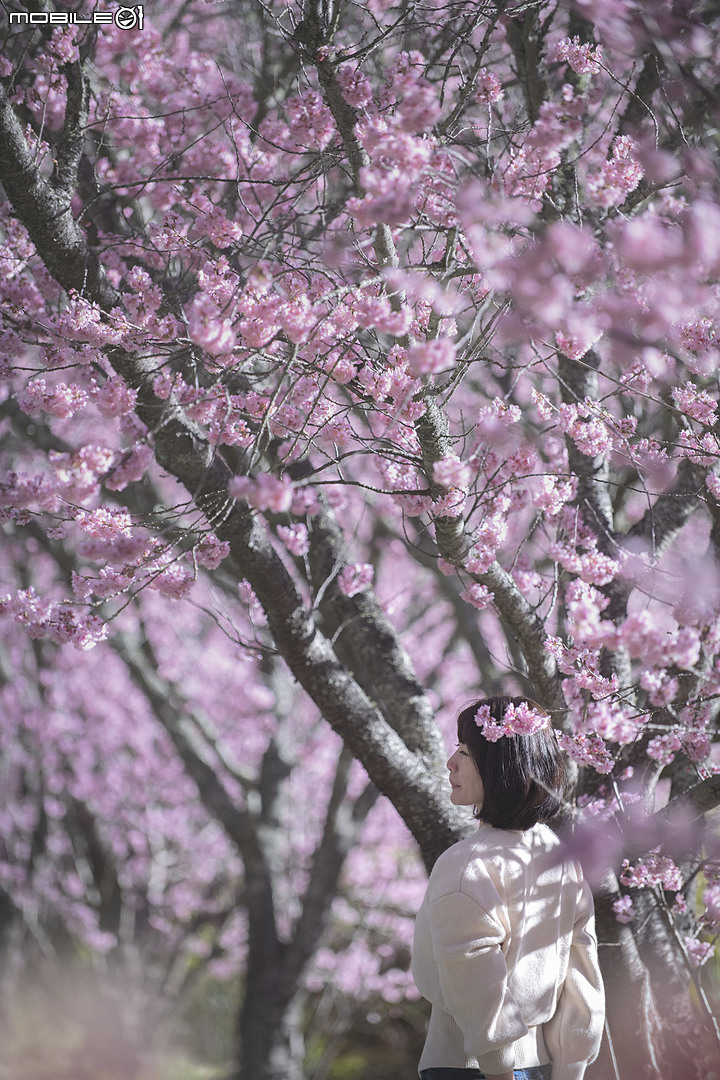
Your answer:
[229,473,294,514]
[397,492,432,516]
[473,704,492,727]
[105,443,153,492]
[49,27,80,64]
[474,68,504,104]
[474,702,547,739]
[474,704,510,741]
[620,854,683,892]
[504,701,548,735]
[646,732,683,766]
[337,63,373,109]
[682,731,710,763]
[186,297,236,356]
[277,523,310,557]
[476,398,521,434]
[195,535,230,569]
[149,562,194,601]
[464,544,495,575]
[193,199,243,249]
[0,589,107,650]
[460,583,494,610]
[557,730,614,773]
[16,378,89,419]
[612,895,634,923]
[238,580,266,623]
[551,36,603,75]
[586,136,644,208]
[503,445,537,477]
[252,473,294,513]
[640,670,679,707]
[578,551,619,587]
[673,382,717,424]
[432,455,471,490]
[92,376,138,418]
[407,338,456,375]
[432,489,467,517]
[285,90,336,150]
[338,563,374,598]
[685,938,715,967]
[76,507,133,541]
[555,329,601,361]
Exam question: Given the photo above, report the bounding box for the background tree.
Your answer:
[1,0,720,1078]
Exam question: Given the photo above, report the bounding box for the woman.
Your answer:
[412,696,605,1080]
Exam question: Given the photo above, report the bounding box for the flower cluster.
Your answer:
[672,381,717,424]
[551,36,603,75]
[460,583,494,611]
[586,135,644,208]
[474,68,504,104]
[0,589,107,650]
[338,563,374,598]
[337,63,373,109]
[557,730,614,773]
[277,523,310,557]
[407,338,457,375]
[195,534,231,570]
[432,454,471,490]
[612,895,634,923]
[229,472,294,514]
[620,853,683,893]
[684,938,715,967]
[474,701,548,741]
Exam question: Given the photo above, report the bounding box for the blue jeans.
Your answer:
[420,1068,552,1080]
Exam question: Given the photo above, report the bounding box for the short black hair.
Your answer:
[457,695,568,830]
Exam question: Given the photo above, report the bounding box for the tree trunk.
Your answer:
[591,892,663,1080]
[237,983,306,1080]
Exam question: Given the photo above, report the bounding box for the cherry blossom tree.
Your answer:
[2,0,720,1077]
[0,529,447,1079]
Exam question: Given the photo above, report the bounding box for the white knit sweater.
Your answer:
[412,822,605,1080]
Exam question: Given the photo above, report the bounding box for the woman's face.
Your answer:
[447,743,484,809]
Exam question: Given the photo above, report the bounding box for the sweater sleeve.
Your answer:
[543,876,605,1080]
[427,888,529,1075]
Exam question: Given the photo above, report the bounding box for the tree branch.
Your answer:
[305,501,447,763]
[0,75,465,868]
[287,746,379,980]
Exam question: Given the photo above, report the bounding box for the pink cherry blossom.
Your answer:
[17,378,89,419]
[76,507,134,540]
[673,382,717,424]
[229,473,294,514]
[277,523,310,557]
[407,338,456,375]
[586,136,644,208]
[551,36,603,75]
[3,4,720,1068]
[186,296,237,356]
[503,701,548,735]
[474,68,504,104]
[460,583,494,610]
[91,376,138,417]
[338,563,374,597]
[684,938,715,967]
[612,895,634,923]
[195,535,231,569]
[337,63,373,109]
[432,455,471,490]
